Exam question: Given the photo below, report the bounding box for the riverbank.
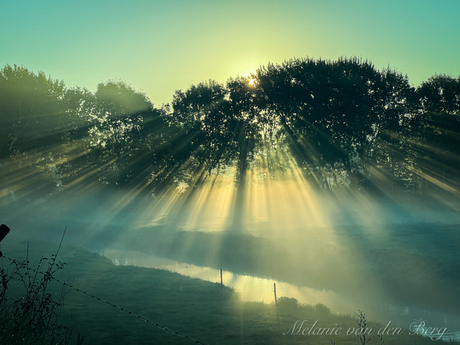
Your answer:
[1,237,451,345]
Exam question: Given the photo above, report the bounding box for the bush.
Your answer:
[277,297,299,310]
[0,243,83,345]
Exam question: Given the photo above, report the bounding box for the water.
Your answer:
[101,248,460,342]
[102,248,356,310]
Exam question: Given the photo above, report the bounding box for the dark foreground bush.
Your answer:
[0,242,83,345]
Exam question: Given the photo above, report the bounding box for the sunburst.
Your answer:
[248,77,258,87]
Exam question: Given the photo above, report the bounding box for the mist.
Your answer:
[2,185,459,322]
[1,59,460,344]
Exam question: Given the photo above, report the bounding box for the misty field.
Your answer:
[1,53,460,344]
[1,196,460,344]
[1,234,453,345]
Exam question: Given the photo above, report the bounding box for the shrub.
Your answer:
[0,243,83,345]
[277,296,299,310]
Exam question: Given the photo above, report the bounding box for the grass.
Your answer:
[0,237,84,345]
[1,237,454,345]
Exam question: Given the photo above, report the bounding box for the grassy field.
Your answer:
[99,222,460,315]
[1,237,452,345]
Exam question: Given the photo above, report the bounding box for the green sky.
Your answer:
[2,0,459,105]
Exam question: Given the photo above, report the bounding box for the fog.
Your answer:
[2,186,459,332]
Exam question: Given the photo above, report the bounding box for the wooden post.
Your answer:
[0,224,10,243]
[274,282,277,304]
[220,269,223,289]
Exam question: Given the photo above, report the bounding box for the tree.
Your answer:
[0,65,71,158]
[409,75,460,195]
[84,81,154,187]
[168,80,237,176]
[167,77,267,230]
[255,57,414,191]
[0,65,85,198]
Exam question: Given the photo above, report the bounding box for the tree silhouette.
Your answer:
[168,80,237,177]
[167,77,268,230]
[410,75,460,194]
[255,57,414,191]
[0,65,85,197]
[0,65,72,158]
[1,61,458,205]
[84,81,155,187]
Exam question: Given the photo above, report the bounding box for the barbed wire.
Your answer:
[1,253,207,345]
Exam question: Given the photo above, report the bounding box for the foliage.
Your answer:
[0,65,67,157]
[167,77,264,179]
[409,75,460,193]
[1,59,460,200]
[255,57,416,190]
[0,245,84,345]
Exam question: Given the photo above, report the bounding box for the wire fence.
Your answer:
[0,253,207,345]
[2,235,460,344]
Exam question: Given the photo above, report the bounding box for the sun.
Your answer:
[248,77,258,87]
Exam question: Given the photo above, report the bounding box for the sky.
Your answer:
[2,0,460,106]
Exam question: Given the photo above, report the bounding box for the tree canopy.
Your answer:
[1,59,459,203]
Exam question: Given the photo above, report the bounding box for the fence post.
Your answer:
[220,268,223,289]
[0,224,10,244]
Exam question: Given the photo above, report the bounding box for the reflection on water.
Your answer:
[101,249,460,341]
[103,248,357,312]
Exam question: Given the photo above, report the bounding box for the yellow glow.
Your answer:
[2,96,456,325]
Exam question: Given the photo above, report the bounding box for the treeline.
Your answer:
[0,58,459,202]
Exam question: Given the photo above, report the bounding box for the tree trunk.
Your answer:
[229,145,249,232]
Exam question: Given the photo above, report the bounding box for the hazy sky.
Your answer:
[2,0,460,105]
